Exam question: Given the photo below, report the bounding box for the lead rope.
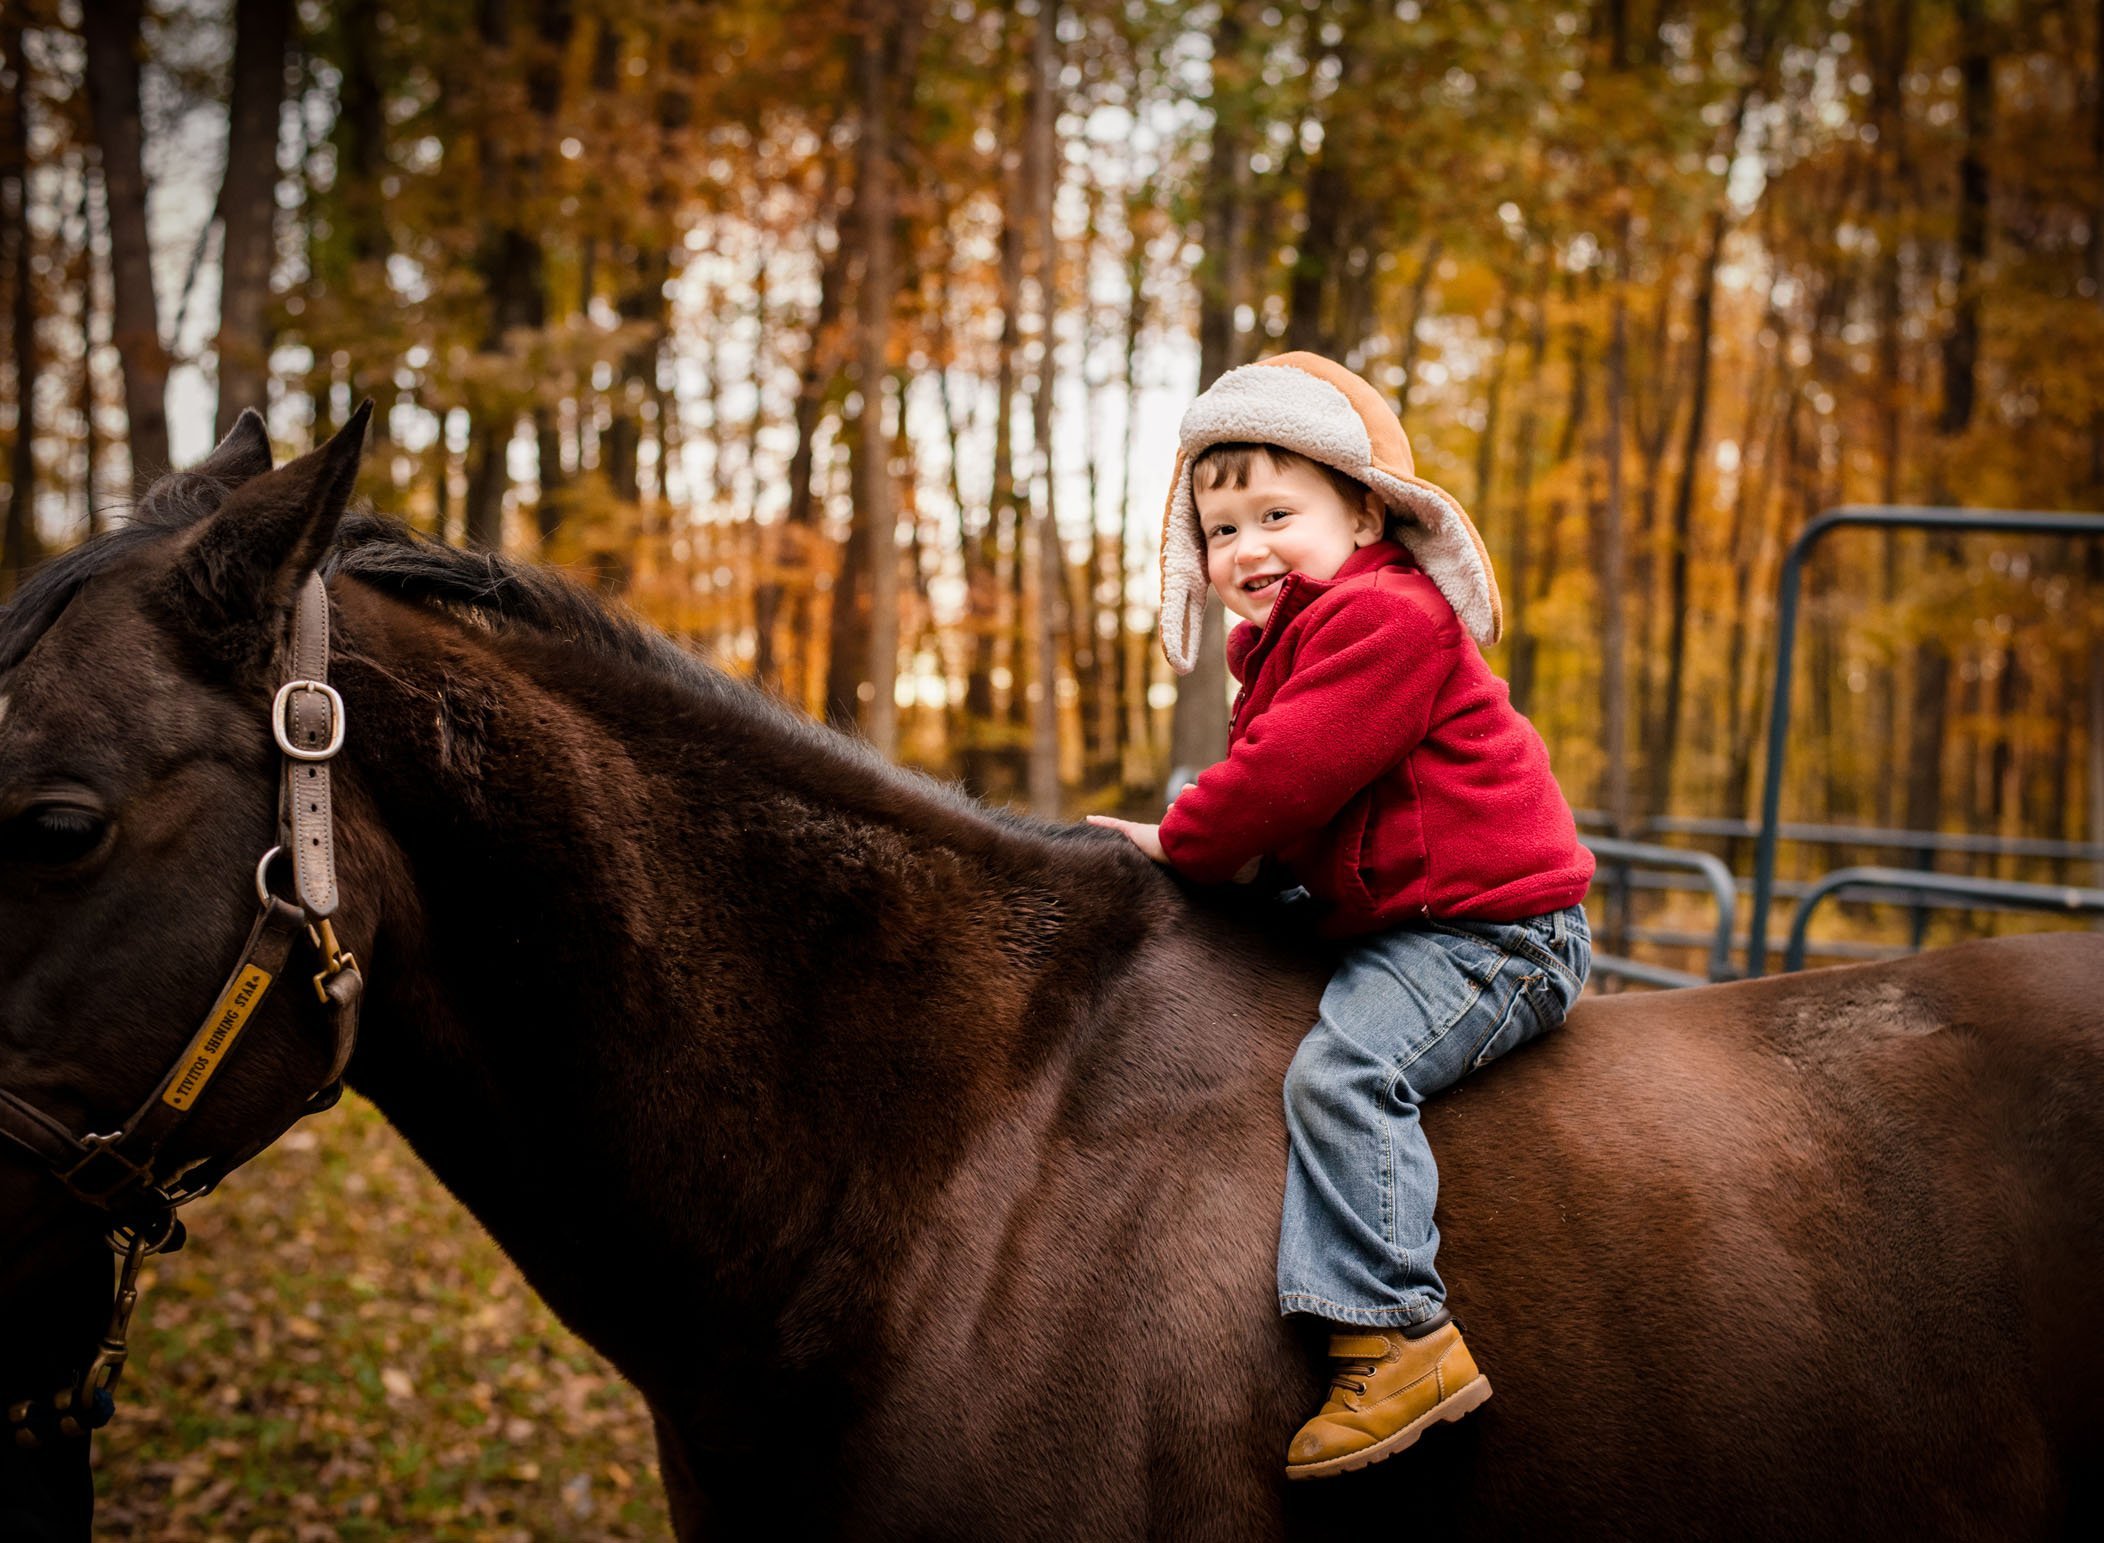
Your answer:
[5,1215,183,1449]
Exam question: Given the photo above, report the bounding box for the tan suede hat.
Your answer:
[1157,351,1503,674]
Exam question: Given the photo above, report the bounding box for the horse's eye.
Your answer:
[0,804,113,868]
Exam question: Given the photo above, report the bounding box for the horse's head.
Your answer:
[0,407,374,1449]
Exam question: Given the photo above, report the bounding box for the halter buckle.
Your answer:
[59,1130,153,1205]
[272,679,346,762]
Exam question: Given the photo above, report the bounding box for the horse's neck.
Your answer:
[333,595,1151,1387]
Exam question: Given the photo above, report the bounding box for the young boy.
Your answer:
[1089,352,1594,1480]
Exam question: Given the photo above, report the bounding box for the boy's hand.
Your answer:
[1086,814,1168,864]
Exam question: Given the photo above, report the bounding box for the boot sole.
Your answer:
[1283,1374,1492,1481]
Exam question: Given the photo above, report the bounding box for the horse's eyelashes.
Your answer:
[0,804,112,869]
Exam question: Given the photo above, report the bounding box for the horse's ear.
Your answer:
[190,408,275,489]
[164,401,371,657]
[135,407,276,528]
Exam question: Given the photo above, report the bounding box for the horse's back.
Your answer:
[834,931,2103,1540]
[1400,932,2104,1539]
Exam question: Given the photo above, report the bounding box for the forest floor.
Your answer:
[90,1096,670,1542]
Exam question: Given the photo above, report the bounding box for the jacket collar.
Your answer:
[1225,540,1416,682]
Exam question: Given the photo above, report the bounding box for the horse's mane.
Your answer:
[1,483,1128,870]
[0,479,220,673]
[323,512,1089,859]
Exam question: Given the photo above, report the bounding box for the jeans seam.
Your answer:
[1379,1089,1397,1247]
[1468,971,1540,1070]
[1394,948,1503,1076]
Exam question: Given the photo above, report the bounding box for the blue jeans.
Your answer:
[1277,904,1592,1327]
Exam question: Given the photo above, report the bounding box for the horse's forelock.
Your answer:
[0,461,310,675]
[0,522,175,675]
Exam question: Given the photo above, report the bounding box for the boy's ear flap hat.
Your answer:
[1158,351,1503,674]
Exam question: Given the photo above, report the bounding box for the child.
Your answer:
[1088,352,1594,1480]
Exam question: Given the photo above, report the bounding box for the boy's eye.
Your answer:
[1263,507,1293,522]
[1207,525,1234,541]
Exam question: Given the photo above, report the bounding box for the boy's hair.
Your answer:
[1191,442,1382,521]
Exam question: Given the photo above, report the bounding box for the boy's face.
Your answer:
[1197,454,1386,627]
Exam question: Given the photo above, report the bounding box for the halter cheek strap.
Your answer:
[0,573,365,1447]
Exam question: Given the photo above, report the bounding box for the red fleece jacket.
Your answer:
[1157,541,1593,937]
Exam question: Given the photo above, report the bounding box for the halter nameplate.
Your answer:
[162,965,276,1111]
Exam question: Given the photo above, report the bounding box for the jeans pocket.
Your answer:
[1466,971,1546,1071]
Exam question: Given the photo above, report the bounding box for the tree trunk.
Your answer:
[464,418,515,550]
[333,0,389,403]
[1504,269,1549,715]
[2091,0,2104,514]
[79,166,104,537]
[1720,282,1789,836]
[1646,202,1727,818]
[1472,290,1514,545]
[1906,0,1992,846]
[1196,1,1253,393]
[2089,0,2103,899]
[962,40,1029,796]
[1628,273,1675,770]
[2089,548,2104,890]
[755,195,847,691]
[852,0,899,752]
[1867,0,1912,826]
[82,0,170,487]
[1120,193,1155,790]
[535,405,565,542]
[3,15,36,594]
[464,0,571,551]
[213,0,293,435]
[1598,197,1633,957]
[1392,236,1442,424]
[1026,0,1062,814]
[1080,183,1116,783]
[1170,0,1256,783]
[1284,0,1377,361]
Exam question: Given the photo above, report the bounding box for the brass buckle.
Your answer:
[308,918,358,1004]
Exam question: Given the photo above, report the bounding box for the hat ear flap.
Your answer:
[1158,450,1206,674]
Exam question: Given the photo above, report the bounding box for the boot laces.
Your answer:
[1330,1354,1379,1398]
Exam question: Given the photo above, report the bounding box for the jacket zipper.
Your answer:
[1230,573,1305,735]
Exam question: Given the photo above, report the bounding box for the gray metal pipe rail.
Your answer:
[1635,815,2102,865]
[1782,868,2104,973]
[1583,836,1738,983]
[1587,952,1709,990]
[1746,506,2104,977]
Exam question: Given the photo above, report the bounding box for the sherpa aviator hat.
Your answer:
[1157,351,1502,674]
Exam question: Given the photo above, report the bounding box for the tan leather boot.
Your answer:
[1284,1320,1492,1480]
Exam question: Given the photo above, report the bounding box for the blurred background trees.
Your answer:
[2,0,2100,872]
[4,4,2100,1529]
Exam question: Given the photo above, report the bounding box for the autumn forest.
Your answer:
[3,0,2101,962]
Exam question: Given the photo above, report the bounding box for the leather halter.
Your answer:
[0,573,365,1448]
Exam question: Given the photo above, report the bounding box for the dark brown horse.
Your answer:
[3,415,2101,1540]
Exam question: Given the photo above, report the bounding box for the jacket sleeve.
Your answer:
[1157,592,1459,883]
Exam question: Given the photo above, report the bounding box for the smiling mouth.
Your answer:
[1241,573,1285,596]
